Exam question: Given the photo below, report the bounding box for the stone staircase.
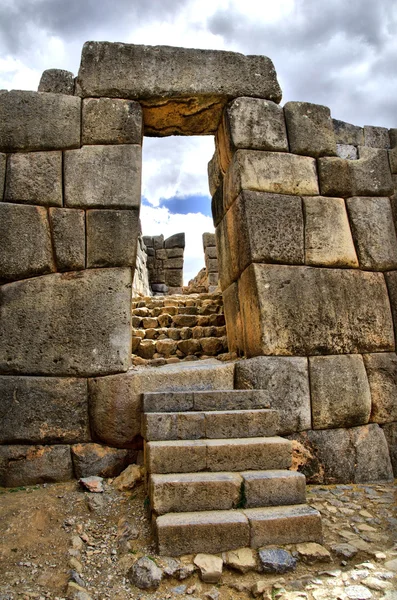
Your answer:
[142,390,323,557]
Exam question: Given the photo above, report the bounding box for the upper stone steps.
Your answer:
[142,390,270,412]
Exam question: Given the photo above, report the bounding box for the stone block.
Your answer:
[388,148,397,174]
[239,264,394,357]
[303,196,358,267]
[5,151,62,207]
[223,281,243,355]
[194,389,270,411]
[0,268,132,376]
[309,355,371,429]
[225,150,319,208]
[205,409,279,439]
[208,151,223,197]
[143,412,206,441]
[49,208,86,271]
[0,445,73,487]
[165,233,185,249]
[346,196,397,270]
[385,270,397,341]
[364,125,390,148]
[0,153,5,200]
[150,472,242,514]
[166,247,183,258]
[242,470,306,508]
[146,440,207,474]
[0,376,90,444]
[217,97,288,172]
[284,102,337,158]
[156,249,167,260]
[363,353,397,423]
[64,144,141,208]
[235,356,311,435]
[205,258,218,273]
[77,42,282,136]
[351,424,394,483]
[86,209,140,268]
[205,246,217,259]
[153,235,164,249]
[165,257,183,270]
[206,437,292,472]
[336,144,358,160]
[215,214,235,290]
[332,119,364,145]
[143,392,194,413]
[382,423,397,476]
[38,69,75,94]
[156,510,249,556]
[0,203,54,282]
[318,147,394,197]
[165,270,183,287]
[0,90,81,152]
[82,98,143,145]
[71,443,134,478]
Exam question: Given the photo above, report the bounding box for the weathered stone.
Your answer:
[215,215,235,291]
[258,548,297,573]
[194,554,223,583]
[241,470,306,508]
[166,247,184,258]
[165,257,184,269]
[143,411,205,441]
[173,315,198,328]
[346,196,397,270]
[333,119,364,145]
[71,443,134,478]
[284,102,337,157]
[0,203,54,282]
[303,196,358,267]
[0,444,73,487]
[113,464,144,491]
[309,355,371,429]
[177,339,201,355]
[146,440,207,473]
[82,98,142,145]
[128,556,163,590]
[0,153,5,200]
[77,42,282,135]
[212,185,225,227]
[64,145,141,208]
[79,475,104,493]
[208,152,223,197]
[0,268,132,376]
[200,338,223,356]
[238,264,394,357]
[388,148,397,173]
[337,144,358,160]
[363,353,397,423]
[165,269,183,287]
[223,547,257,573]
[296,543,331,563]
[165,233,185,248]
[245,505,323,547]
[235,356,311,435]
[364,125,390,148]
[137,339,156,359]
[331,543,358,559]
[144,389,269,413]
[153,235,164,249]
[49,208,86,271]
[223,281,243,355]
[351,423,394,483]
[156,339,177,356]
[225,150,319,207]
[38,69,75,94]
[0,90,80,152]
[217,97,288,172]
[205,409,279,439]
[382,422,397,476]
[318,147,394,197]
[86,209,139,268]
[206,437,292,472]
[0,376,89,444]
[5,151,62,207]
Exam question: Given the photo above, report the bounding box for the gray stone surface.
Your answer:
[64,144,141,208]
[346,196,397,270]
[332,119,364,145]
[38,69,75,94]
[0,445,73,487]
[235,356,311,435]
[239,264,394,357]
[309,355,371,429]
[0,268,132,376]
[351,424,394,483]
[0,203,54,281]
[0,153,5,200]
[382,422,397,476]
[5,151,62,207]
[128,556,163,590]
[86,209,140,268]
[77,42,282,135]
[71,443,133,478]
[336,144,358,160]
[0,376,90,444]
[0,90,81,152]
[258,548,297,573]
[364,125,390,149]
[165,233,185,249]
[165,269,183,287]
[82,98,143,145]
[284,101,337,157]
[364,353,397,423]
[49,208,86,271]
[242,470,306,508]
[303,196,358,267]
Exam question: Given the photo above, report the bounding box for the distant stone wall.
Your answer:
[203,233,219,291]
[143,233,185,294]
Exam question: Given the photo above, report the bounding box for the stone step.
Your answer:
[138,325,227,340]
[142,409,279,441]
[155,504,322,556]
[143,390,270,413]
[145,436,292,474]
[149,470,306,515]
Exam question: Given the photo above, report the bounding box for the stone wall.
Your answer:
[203,233,219,292]
[132,234,151,297]
[143,233,185,294]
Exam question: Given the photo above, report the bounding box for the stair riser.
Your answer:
[143,390,270,413]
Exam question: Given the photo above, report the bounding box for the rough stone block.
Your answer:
[86,209,140,268]
[165,269,183,287]
[143,392,194,413]
[382,422,397,476]
[5,151,62,206]
[332,119,364,145]
[223,281,243,355]
[165,257,183,270]
[388,148,397,174]
[205,246,217,259]
[217,97,288,172]
[239,264,394,357]
[309,355,371,429]
[235,356,311,435]
[303,196,358,267]
[318,147,394,197]
[0,445,73,487]
[71,443,133,478]
[225,150,319,207]
[82,98,143,145]
[208,151,223,197]
[0,90,81,152]
[156,510,249,556]
[0,153,5,200]
[336,144,358,160]
[0,268,132,376]
[0,203,54,282]
[143,412,206,441]
[363,353,397,423]
[351,424,394,483]
[346,196,397,270]
[49,208,86,271]
[153,235,164,249]
[64,144,141,208]
[193,390,270,411]
[77,42,282,136]
[242,470,306,508]
[206,437,292,472]
[364,125,390,149]
[205,258,218,273]
[165,233,185,249]
[284,102,337,158]
[146,440,207,474]
[205,409,279,439]
[0,376,89,444]
[166,247,183,259]
[38,69,75,94]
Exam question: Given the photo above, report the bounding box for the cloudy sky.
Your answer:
[1,0,396,283]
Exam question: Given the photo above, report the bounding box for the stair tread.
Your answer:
[150,469,301,482]
[147,436,289,447]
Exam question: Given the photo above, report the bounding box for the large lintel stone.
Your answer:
[284,101,337,158]
[77,42,282,135]
[0,91,81,152]
[0,268,132,376]
[239,264,394,357]
[5,151,62,207]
